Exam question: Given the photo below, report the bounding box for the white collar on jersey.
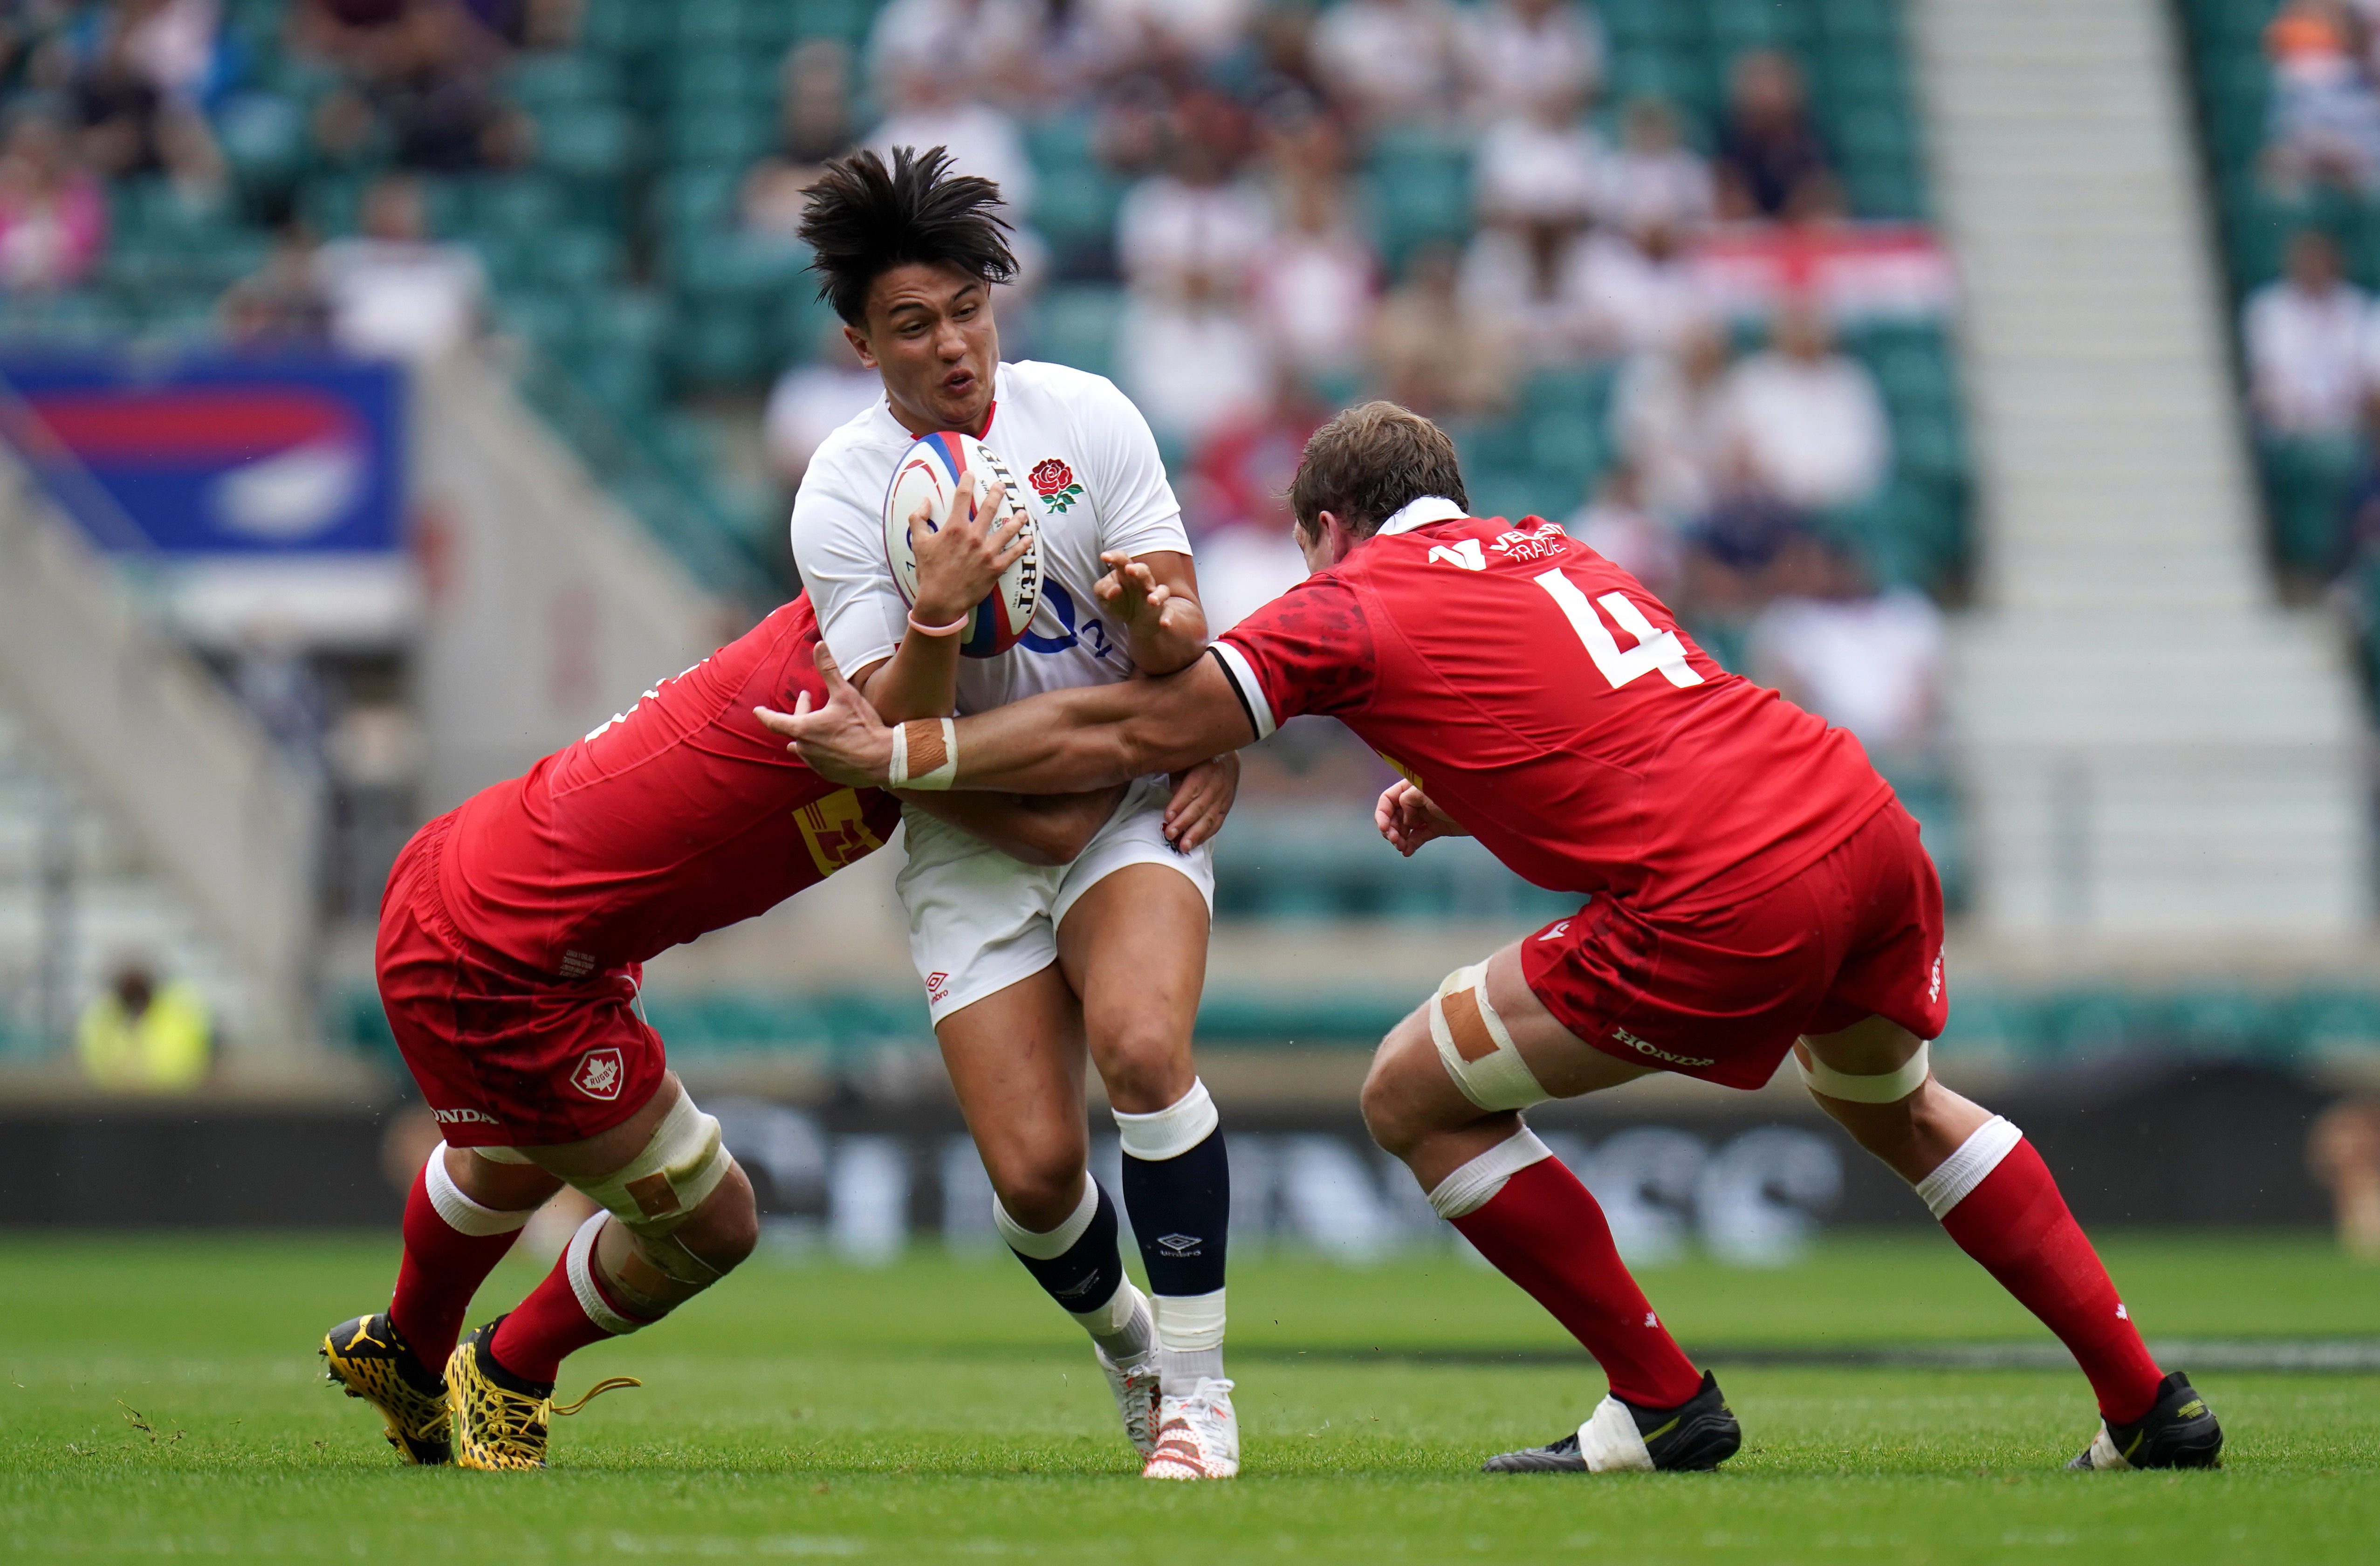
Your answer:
[1373,495,1469,536]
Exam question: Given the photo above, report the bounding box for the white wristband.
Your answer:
[888,717,958,790]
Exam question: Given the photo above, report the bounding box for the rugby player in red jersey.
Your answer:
[765,402,2225,1475]
[322,591,1153,1470]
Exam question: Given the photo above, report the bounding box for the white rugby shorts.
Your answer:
[896,776,1216,1023]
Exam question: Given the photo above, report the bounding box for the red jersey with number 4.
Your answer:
[436,595,902,977]
[1212,513,1893,915]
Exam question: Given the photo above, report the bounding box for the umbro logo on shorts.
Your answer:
[432,1106,499,1125]
[1156,1233,1202,1257]
[570,1047,626,1101]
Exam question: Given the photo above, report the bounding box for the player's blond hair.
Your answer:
[1289,401,1469,544]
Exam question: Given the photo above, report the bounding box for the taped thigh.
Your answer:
[568,1090,732,1240]
[1797,1039,1931,1104]
[1429,963,1550,1112]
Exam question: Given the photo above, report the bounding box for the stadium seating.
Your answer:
[2174,0,2380,687]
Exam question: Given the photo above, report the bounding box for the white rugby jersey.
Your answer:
[790,360,1191,715]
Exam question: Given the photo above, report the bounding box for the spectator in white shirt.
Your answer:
[1311,0,1466,128]
[1116,126,1274,297]
[312,173,485,362]
[1118,264,1272,447]
[1750,531,1943,767]
[1472,90,1603,230]
[1571,217,1715,360]
[1611,322,1734,521]
[1715,303,1892,512]
[1246,169,1378,377]
[1594,96,1715,234]
[2245,227,2371,436]
[866,69,1036,217]
[1460,0,1605,125]
[764,321,883,490]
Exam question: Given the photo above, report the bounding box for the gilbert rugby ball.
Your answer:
[883,431,1042,658]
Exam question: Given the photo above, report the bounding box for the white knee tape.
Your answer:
[1114,1079,1219,1161]
[1429,964,1550,1113]
[1914,1115,2024,1219]
[1425,1128,1554,1220]
[424,1143,534,1237]
[1797,1040,1932,1104]
[472,1145,535,1165]
[995,1175,1097,1259]
[572,1092,731,1237]
[563,1211,649,1335]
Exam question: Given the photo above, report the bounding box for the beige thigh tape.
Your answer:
[1429,963,1551,1112]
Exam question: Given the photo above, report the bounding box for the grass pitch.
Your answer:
[1,1231,2374,1563]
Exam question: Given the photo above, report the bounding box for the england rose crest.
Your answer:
[1029,457,1086,515]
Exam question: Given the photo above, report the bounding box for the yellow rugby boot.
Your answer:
[320,1312,451,1464]
[447,1319,639,1471]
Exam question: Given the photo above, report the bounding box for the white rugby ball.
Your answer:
[881,430,1042,659]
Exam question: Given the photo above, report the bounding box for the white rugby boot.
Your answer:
[1096,1342,1163,1459]
[1141,1377,1239,1479]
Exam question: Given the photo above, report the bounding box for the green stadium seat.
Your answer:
[792,0,878,47]
[1707,0,1812,51]
[509,53,624,113]
[215,92,309,188]
[1365,130,1472,270]
[579,0,665,58]
[2260,433,2364,573]
[1029,285,1123,378]
[467,173,568,238]
[666,106,774,171]
[1817,0,1900,45]
[535,102,638,183]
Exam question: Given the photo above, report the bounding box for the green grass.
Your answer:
[1,1232,2375,1562]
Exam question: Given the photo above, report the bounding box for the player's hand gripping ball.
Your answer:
[883,432,1042,658]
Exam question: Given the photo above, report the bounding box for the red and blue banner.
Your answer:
[0,352,404,557]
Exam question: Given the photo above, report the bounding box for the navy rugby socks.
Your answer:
[1116,1081,1231,1393]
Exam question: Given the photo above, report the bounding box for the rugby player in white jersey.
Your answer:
[788,146,1242,1479]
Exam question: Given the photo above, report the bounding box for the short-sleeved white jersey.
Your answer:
[789,360,1190,714]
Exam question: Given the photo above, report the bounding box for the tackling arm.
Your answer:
[759,646,1257,794]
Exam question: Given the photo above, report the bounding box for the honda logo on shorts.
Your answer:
[570,1047,625,1101]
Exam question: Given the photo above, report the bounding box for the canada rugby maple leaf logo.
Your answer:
[569,1047,625,1101]
[1029,457,1085,515]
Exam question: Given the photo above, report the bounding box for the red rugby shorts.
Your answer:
[375,812,666,1148]
[1519,801,1948,1091]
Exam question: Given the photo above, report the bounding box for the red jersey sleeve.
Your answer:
[1212,572,1376,738]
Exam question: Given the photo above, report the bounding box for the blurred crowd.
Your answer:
[0,0,1945,781]
[753,0,1938,767]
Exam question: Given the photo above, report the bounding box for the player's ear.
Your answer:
[843,323,878,371]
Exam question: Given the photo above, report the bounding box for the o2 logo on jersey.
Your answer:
[1019,579,1126,669]
[569,1047,626,1101]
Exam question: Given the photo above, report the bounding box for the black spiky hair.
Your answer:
[800,145,1019,327]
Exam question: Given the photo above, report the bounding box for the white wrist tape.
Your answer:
[1797,1040,1932,1104]
[888,717,958,790]
[424,1143,535,1236]
[1426,1126,1553,1220]
[1914,1114,2024,1219]
[1114,1078,1220,1161]
[1429,963,1551,1112]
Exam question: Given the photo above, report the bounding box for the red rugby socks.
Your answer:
[389,1148,531,1372]
[1927,1125,2164,1423]
[1439,1137,1706,1409]
[489,1216,653,1384]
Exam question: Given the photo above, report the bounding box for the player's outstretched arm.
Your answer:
[758,645,1255,794]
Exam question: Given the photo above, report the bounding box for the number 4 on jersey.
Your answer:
[1534,569,1703,691]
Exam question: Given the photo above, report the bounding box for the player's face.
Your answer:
[849,263,1000,437]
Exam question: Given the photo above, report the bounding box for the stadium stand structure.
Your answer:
[1916,0,2369,937]
[0,443,316,1062]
